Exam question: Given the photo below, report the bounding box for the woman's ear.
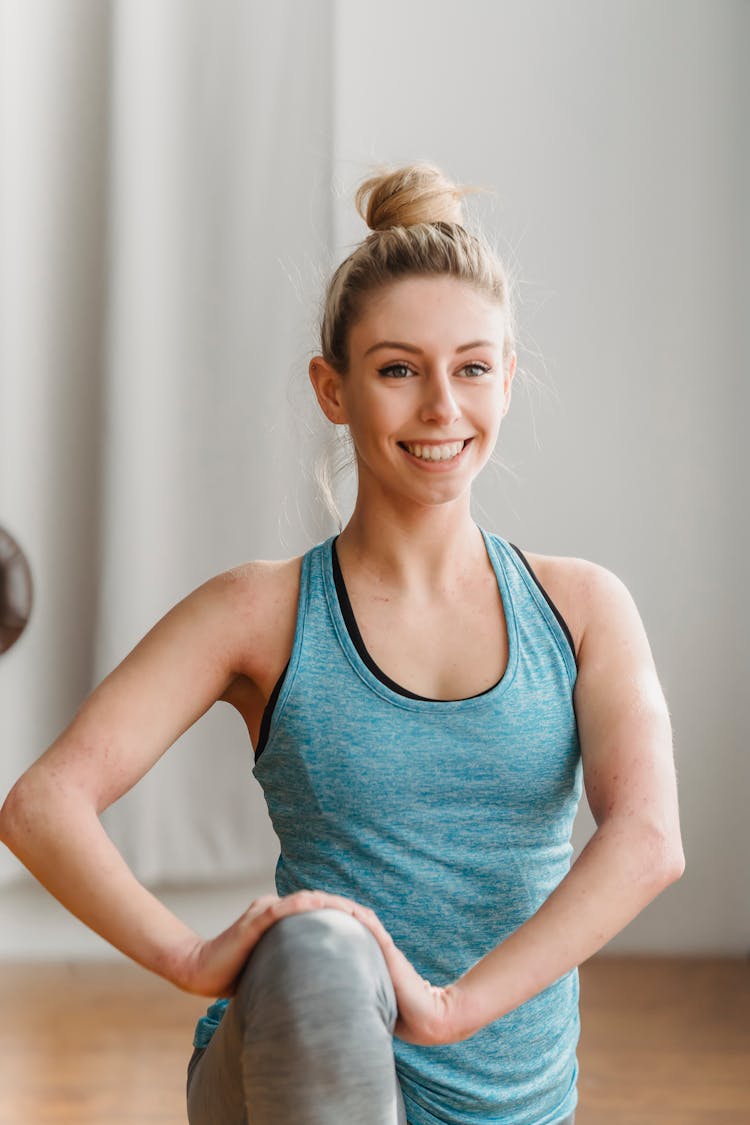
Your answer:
[309,357,349,425]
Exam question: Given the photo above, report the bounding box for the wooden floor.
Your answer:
[0,955,747,1124]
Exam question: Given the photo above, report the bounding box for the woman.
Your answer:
[0,162,685,1125]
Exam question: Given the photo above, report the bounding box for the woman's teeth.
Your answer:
[401,440,466,461]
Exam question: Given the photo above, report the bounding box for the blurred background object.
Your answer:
[0,525,33,656]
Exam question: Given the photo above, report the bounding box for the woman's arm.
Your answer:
[1,770,209,988]
[443,561,686,1041]
[349,561,686,1045]
[0,565,281,994]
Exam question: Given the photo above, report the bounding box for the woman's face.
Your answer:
[311,274,516,507]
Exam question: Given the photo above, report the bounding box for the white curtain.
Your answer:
[0,0,336,887]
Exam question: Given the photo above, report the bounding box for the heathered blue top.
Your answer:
[194,526,583,1125]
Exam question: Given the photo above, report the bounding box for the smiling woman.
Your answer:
[0,160,683,1125]
[184,163,681,1124]
[308,270,515,514]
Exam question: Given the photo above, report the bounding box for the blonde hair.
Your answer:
[313,161,519,531]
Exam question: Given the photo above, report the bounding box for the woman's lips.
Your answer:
[397,436,474,467]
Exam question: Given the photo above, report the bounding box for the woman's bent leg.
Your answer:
[186,908,407,1125]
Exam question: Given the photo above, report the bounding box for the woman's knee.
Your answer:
[234,907,396,1027]
[245,907,384,975]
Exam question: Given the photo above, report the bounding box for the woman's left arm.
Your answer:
[352,561,686,1045]
[443,560,686,1041]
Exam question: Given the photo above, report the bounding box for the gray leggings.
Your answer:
[185,907,576,1125]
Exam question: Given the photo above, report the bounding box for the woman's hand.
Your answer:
[173,889,391,1001]
[175,890,351,997]
[342,903,460,1046]
[175,889,461,1045]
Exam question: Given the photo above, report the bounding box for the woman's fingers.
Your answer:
[197,889,400,1003]
[244,889,388,941]
[242,893,280,921]
[231,890,396,977]
[238,890,329,940]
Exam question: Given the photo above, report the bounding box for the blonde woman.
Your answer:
[0,162,685,1125]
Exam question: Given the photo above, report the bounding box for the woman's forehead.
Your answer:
[350,277,505,351]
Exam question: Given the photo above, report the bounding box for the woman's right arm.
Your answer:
[0,564,287,995]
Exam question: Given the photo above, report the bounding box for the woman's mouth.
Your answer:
[397,437,474,466]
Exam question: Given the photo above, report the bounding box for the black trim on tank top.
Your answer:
[331,535,500,703]
[254,658,288,763]
[508,542,577,665]
[254,535,578,764]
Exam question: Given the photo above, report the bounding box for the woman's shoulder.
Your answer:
[510,545,603,664]
[223,551,304,590]
[517,545,644,669]
[210,552,305,686]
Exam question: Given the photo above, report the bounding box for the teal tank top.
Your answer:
[194,526,583,1125]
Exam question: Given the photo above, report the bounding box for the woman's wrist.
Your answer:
[444,978,491,1043]
[160,932,212,994]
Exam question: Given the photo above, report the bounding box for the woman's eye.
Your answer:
[378,362,490,379]
[378,363,413,379]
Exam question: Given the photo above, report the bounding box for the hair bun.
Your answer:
[354,161,478,232]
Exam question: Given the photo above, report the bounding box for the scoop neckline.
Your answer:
[320,524,519,713]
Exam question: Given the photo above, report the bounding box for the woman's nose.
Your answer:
[418,373,461,423]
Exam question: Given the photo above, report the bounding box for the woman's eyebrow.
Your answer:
[363,339,496,357]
